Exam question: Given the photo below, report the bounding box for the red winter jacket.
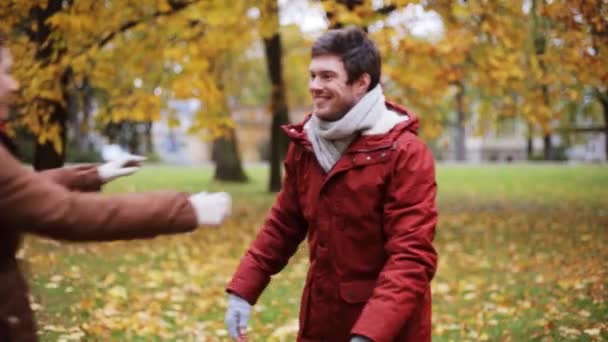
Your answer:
[228,102,438,342]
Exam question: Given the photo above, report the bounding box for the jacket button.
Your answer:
[7,315,19,325]
[381,152,386,158]
[366,155,371,161]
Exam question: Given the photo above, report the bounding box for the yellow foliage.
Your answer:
[1,0,264,152]
[3,0,605,154]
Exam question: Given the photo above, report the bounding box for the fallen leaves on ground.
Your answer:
[21,173,608,341]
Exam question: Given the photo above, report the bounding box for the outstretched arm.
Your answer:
[39,164,103,192]
[0,146,198,241]
[39,154,145,192]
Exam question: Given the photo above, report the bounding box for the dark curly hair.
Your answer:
[311,27,381,91]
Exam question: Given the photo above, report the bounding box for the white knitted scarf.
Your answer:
[304,84,386,172]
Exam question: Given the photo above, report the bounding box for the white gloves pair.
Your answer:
[97,154,232,227]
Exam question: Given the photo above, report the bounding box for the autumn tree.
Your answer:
[542,0,608,160]
[258,0,291,192]
[317,1,472,157]
[1,0,262,179]
[1,0,213,169]
[317,1,588,162]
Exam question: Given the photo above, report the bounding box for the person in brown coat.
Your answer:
[0,33,231,341]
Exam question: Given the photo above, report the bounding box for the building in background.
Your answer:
[150,101,605,164]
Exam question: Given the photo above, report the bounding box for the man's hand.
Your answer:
[97,154,146,183]
[350,335,372,342]
[225,294,252,341]
[188,192,231,226]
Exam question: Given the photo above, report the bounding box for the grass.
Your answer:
[21,163,607,341]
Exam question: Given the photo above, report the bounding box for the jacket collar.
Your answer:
[281,101,419,152]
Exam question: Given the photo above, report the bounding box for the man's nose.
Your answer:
[309,77,322,93]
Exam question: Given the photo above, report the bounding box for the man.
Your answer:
[225,27,438,341]
[0,33,231,341]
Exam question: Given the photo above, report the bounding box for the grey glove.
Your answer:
[225,293,252,340]
[350,335,372,342]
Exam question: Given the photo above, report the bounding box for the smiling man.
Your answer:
[225,27,438,342]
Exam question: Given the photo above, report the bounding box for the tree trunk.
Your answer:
[455,82,466,161]
[34,68,71,170]
[207,57,247,182]
[212,128,248,182]
[532,0,554,161]
[31,0,68,170]
[127,123,140,155]
[527,123,534,159]
[543,133,552,161]
[34,130,65,170]
[144,122,154,155]
[541,82,553,161]
[263,33,290,192]
[81,77,95,152]
[601,94,608,161]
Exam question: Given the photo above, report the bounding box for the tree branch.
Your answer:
[375,4,396,16]
[98,0,199,49]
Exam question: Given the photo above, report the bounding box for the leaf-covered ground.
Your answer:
[22,164,607,341]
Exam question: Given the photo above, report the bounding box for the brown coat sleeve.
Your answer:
[0,146,198,241]
[39,164,103,192]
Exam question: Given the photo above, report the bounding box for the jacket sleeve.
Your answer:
[351,136,438,341]
[227,144,308,304]
[0,146,198,241]
[40,164,103,192]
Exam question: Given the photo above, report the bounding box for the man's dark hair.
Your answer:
[311,26,381,91]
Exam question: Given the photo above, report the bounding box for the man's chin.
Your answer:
[314,111,343,122]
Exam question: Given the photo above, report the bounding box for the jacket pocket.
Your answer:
[339,280,376,304]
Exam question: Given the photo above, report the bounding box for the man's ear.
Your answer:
[355,73,371,96]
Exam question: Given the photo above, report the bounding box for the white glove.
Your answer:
[97,154,146,183]
[225,293,252,340]
[350,336,372,342]
[188,192,231,226]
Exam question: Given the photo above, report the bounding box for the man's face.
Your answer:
[0,48,19,120]
[308,54,367,121]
